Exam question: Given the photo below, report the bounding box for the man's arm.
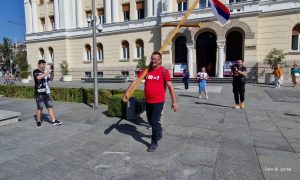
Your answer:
[166,81,177,112]
[123,78,139,102]
[36,70,52,80]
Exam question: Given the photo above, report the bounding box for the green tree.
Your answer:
[13,51,29,71]
[0,37,12,69]
[264,48,286,68]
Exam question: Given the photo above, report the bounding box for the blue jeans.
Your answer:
[146,102,164,144]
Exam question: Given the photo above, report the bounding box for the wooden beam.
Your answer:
[162,22,202,28]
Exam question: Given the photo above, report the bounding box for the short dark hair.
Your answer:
[38,59,46,64]
[151,51,162,60]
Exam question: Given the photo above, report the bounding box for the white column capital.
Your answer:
[217,40,226,48]
[186,42,195,49]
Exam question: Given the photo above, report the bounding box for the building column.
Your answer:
[76,0,83,28]
[217,40,225,78]
[31,0,38,33]
[104,0,111,23]
[24,0,32,34]
[146,0,153,17]
[162,0,172,12]
[186,43,195,76]
[167,0,172,12]
[112,0,119,22]
[54,0,60,29]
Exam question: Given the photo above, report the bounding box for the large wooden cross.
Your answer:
[123,0,200,102]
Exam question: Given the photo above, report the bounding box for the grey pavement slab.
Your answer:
[1,83,300,179]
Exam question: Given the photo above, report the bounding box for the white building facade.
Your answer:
[24,0,300,82]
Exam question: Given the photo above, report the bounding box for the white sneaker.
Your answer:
[205,96,208,99]
[198,96,202,99]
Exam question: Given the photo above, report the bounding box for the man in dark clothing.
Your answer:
[33,60,62,127]
[231,59,247,109]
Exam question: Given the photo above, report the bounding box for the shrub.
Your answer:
[264,48,286,69]
[59,60,70,75]
[0,85,116,105]
[20,71,30,79]
[107,90,145,118]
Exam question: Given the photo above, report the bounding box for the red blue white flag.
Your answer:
[208,0,230,25]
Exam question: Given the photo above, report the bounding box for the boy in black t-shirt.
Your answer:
[231,59,247,109]
[33,60,62,127]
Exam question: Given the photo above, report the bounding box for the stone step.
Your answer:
[0,110,21,126]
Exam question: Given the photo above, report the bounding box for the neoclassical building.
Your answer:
[24,0,300,82]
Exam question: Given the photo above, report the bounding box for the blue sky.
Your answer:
[0,0,25,43]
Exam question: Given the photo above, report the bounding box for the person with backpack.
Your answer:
[124,51,178,152]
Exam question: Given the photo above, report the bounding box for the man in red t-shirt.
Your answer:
[124,51,178,152]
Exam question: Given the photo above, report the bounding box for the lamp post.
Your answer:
[92,0,99,109]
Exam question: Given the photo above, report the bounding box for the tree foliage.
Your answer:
[264,48,286,68]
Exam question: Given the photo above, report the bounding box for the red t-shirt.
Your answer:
[138,66,171,103]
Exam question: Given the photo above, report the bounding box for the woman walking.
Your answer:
[196,67,209,99]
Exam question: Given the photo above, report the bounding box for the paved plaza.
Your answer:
[1,81,300,179]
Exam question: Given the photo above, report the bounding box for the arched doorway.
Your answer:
[226,31,244,61]
[175,36,187,64]
[174,36,187,77]
[196,32,217,76]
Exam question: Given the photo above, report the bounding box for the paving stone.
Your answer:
[214,143,264,180]
[257,148,300,180]
[251,129,293,152]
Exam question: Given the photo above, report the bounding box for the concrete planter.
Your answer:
[21,78,30,84]
[62,75,72,82]
[265,73,274,85]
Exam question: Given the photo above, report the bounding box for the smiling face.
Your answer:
[150,54,161,69]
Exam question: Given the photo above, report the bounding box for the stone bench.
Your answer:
[81,77,126,83]
[0,110,21,126]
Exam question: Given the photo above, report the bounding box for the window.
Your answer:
[122,41,130,59]
[121,71,129,77]
[136,39,144,59]
[84,72,91,77]
[292,25,300,51]
[40,18,45,31]
[122,4,130,21]
[136,2,144,19]
[97,9,105,24]
[199,0,210,9]
[86,11,92,27]
[49,16,55,30]
[97,43,104,61]
[48,47,54,63]
[229,0,245,4]
[97,72,103,77]
[39,0,44,5]
[39,48,45,59]
[85,44,92,61]
[178,0,188,12]
[48,0,53,3]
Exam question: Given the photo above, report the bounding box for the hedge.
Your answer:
[0,85,124,105]
[107,90,145,118]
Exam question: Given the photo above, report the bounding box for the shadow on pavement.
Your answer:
[104,118,150,147]
[195,102,231,108]
[33,113,53,124]
[178,94,199,99]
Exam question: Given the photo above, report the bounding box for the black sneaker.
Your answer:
[147,143,158,152]
[36,121,41,127]
[53,120,62,126]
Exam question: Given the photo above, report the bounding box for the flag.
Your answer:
[209,0,230,25]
